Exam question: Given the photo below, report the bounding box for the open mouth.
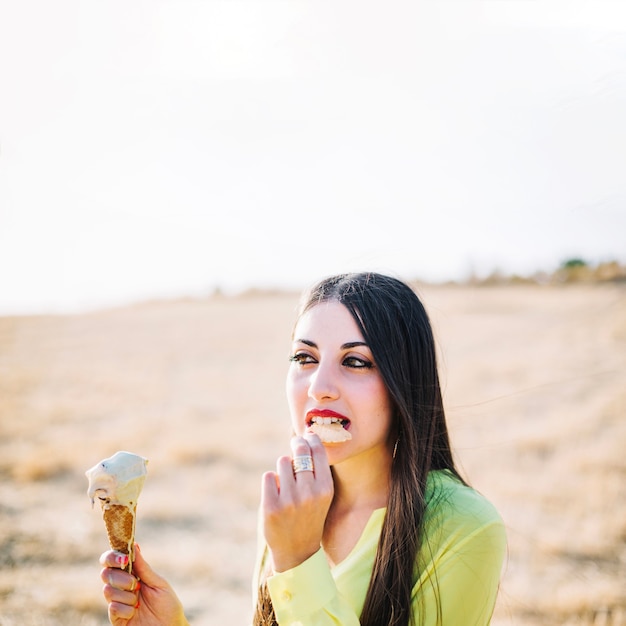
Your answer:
[306,413,352,443]
[307,415,351,429]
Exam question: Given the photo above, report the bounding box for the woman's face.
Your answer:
[286,300,394,466]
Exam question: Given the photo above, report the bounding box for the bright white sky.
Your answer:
[1,0,625,314]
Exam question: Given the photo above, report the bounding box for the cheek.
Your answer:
[370,382,394,427]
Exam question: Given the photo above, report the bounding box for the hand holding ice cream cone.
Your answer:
[100,544,189,626]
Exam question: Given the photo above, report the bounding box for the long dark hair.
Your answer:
[254,272,463,626]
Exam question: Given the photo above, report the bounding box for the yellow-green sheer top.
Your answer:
[256,469,506,626]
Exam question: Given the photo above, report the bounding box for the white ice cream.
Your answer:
[307,421,352,443]
[86,451,148,509]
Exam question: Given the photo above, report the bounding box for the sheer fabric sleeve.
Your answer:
[266,516,505,626]
[264,474,506,626]
[267,548,361,626]
[414,511,507,625]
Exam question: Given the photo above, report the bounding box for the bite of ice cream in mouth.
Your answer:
[306,415,352,443]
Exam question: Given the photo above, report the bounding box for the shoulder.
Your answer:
[423,470,506,552]
[413,472,507,617]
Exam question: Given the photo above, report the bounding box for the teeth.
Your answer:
[311,416,343,425]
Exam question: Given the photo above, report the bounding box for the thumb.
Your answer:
[131,544,168,588]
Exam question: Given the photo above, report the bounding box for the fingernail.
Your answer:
[135,601,140,609]
[115,554,129,567]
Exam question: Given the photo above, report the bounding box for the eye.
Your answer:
[343,355,374,369]
[289,352,317,366]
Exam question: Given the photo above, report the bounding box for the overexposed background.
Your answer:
[1,0,625,314]
[1,4,625,624]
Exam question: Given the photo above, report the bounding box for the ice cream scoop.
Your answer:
[86,451,148,572]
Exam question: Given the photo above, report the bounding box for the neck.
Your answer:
[329,447,393,513]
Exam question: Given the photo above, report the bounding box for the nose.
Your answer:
[308,360,339,401]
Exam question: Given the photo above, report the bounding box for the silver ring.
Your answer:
[292,455,314,474]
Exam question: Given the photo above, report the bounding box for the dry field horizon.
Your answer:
[1,282,625,625]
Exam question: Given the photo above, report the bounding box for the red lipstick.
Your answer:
[306,408,350,424]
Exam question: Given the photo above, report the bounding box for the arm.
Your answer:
[100,544,190,626]
[261,435,361,625]
[266,519,505,626]
[414,519,507,626]
[267,548,360,625]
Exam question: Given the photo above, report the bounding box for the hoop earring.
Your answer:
[392,438,399,459]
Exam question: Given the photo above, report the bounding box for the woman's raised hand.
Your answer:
[100,544,189,626]
[261,433,334,573]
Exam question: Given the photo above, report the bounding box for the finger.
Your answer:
[304,432,327,461]
[261,470,283,518]
[103,580,139,607]
[261,470,279,496]
[101,566,139,593]
[108,598,137,622]
[290,435,312,458]
[290,437,315,478]
[276,454,297,494]
[99,550,130,570]
[304,433,333,482]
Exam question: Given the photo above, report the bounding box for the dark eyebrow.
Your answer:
[293,339,317,348]
[293,339,369,350]
[341,341,369,350]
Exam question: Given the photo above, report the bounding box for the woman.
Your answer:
[99,272,506,626]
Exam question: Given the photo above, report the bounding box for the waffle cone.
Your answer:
[103,504,137,572]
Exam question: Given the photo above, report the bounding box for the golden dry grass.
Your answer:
[0,284,624,625]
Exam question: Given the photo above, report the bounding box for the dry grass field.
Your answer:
[0,283,624,625]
